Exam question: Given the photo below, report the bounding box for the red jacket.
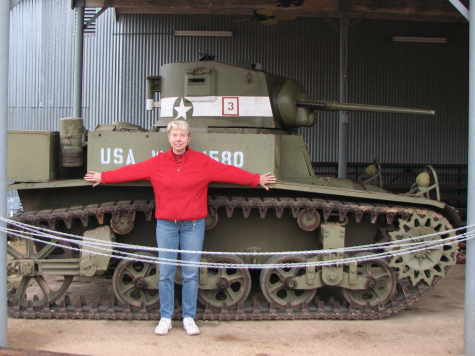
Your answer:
[101,148,260,220]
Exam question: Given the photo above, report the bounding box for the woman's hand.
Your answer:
[259,172,277,190]
[84,171,102,187]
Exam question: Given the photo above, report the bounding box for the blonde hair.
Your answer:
[166,120,191,135]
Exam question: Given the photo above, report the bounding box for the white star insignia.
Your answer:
[174,98,192,120]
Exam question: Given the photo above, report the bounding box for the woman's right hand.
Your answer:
[84,171,102,187]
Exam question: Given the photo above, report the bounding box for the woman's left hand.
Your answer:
[259,172,277,190]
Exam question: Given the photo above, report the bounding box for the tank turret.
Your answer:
[146,61,434,129]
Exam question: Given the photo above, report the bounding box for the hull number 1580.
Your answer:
[99,148,245,168]
[203,150,244,168]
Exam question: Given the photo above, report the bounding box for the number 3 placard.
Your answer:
[222,97,239,116]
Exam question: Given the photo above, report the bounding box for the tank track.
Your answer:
[8,196,453,321]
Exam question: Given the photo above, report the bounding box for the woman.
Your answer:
[84,119,276,336]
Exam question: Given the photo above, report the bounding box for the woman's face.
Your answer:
[168,128,191,154]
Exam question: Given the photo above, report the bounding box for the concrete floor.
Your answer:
[6,265,465,356]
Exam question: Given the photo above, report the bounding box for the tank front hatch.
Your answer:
[153,61,314,130]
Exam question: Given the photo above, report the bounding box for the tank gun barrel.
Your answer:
[297,100,435,116]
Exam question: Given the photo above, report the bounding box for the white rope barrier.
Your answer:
[6,228,471,269]
[3,216,472,256]
[3,217,471,269]
[5,223,467,260]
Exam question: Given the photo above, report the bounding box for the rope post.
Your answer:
[73,5,84,118]
[465,4,475,355]
[337,16,349,179]
[0,0,8,347]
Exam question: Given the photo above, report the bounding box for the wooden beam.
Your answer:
[84,0,466,22]
[87,0,275,7]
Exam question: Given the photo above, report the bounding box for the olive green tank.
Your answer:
[6,61,460,320]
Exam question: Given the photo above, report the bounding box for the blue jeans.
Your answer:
[156,218,205,319]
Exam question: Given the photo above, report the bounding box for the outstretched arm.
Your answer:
[83,156,157,187]
[207,158,277,190]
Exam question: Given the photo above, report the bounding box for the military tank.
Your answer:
[5,61,461,320]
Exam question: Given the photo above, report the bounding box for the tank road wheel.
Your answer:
[198,256,251,308]
[112,253,159,308]
[342,257,396,308]
[7,237,74,307]
[259,255,317,308]
[386,213,457,286]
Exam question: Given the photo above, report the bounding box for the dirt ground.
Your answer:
[7,265,465,356]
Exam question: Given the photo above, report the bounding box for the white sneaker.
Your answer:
[183,317,200,336]
[154,318,172,335]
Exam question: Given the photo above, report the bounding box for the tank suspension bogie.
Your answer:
[199,255,252,309]
[112,252,159,308]
[342,253,397,308]
[259,255,318,308]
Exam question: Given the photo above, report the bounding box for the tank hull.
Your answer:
[7,180,458,320]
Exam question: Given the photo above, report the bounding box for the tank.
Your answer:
[6,61,460,321]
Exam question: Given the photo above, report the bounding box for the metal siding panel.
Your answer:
[347,21,468,165]
[83,9,124,130]
[9,0,74,131]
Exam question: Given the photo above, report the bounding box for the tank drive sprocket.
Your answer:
[386,212,457,286]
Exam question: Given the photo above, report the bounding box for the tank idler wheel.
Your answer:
[7,237,74,307]
[11,275,74,308]
[198,255,251,309]
[259,255,317,308]
[112,253,159,308]
[342,257,396,308]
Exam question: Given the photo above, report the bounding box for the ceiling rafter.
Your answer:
[81,0,466,22]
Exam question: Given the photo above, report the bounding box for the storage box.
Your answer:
[8,131,58,182]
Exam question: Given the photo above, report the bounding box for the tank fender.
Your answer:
[443,205,463,228]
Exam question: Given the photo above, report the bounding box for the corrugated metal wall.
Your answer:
[9,0,75,130]
[8,0,469,165]
[347,21,468,165]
